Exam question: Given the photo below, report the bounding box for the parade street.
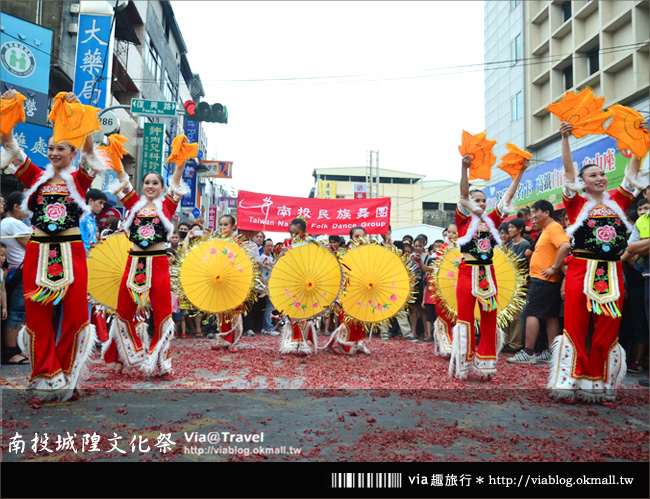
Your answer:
[1,335,647,463]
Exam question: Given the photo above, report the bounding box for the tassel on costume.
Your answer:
[26,285,70,305]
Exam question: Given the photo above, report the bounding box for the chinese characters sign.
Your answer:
[207,205,218,231]
[237,190,391,235]
[141,123,165,178]
[353,183,367,199]
[485,136,632,210]
[131,98,177,117]
[318,180,336,199]
[73,14,113,107]
[199,160,233,178]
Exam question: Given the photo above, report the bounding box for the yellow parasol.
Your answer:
[340,243,413,324]
[87,233,133,313]
[432,245,527,329]
[268,242,343,320]
[177,236,258,315]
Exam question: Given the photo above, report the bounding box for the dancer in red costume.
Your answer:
[451,154,528,379]
[278,218,319,354]
[548,121,647,405]
[209,214,247,351]
[1,90,108,404]
[431,223,458,357]
[103,136,192,375]
[325,228,370,355]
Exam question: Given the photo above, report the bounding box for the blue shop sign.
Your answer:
[73,13,113,108]
[0,14,53,95]
[1,81,48,126]
[181,160,198,208]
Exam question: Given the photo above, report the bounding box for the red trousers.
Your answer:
[450,263,501,378]
[105,253,173,374]
[280,319,317,354]
[548,257,626,401]
[324,314,370,354]
[20,239,95,399]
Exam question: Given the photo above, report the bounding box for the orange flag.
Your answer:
[98,134,128,174]
[605,104,649,159]
[0,91,27,135]
[546,87,612,139]
[47,92,101,149]
[166,134,198,166]
[458,130,497,181]
[497,143,532,180]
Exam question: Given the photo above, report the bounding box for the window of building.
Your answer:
[143,32,161,84]
[510,0,521,10]
[511,91,523,121]
[510,34,522,64]
[563,65,573,90]
[561,1,572,22]
[587,47,599,75]
[162,70,175,101]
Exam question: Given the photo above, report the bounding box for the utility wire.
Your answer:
[2,29,646,88]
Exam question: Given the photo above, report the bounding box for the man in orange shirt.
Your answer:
[508,200,571,365]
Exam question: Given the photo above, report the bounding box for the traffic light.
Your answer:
[184,100,228,124]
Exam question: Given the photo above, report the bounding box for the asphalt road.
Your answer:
[1,335,648,463]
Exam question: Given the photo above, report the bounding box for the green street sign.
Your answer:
[141,123,165,178]
[131,98,177,117]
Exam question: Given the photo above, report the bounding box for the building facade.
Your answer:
[311,167,424,229]
[0,1,208,216]
[484,0,649,210]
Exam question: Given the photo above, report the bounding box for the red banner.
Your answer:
[237,190,391,235]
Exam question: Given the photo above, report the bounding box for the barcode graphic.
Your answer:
[331,473,402,488]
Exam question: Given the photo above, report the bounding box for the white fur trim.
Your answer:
[1,145,26,173]
[565,191,633,237]
[121,197,147,236]
[448,323,471,380]
[153,197,175,240]
[623,169,649,192]
[497,197,515,217]
[562,173,585,195]
[325,323,370,355]
[20,164,91,221]
[168,179,191,198]
[82,144,110,174]
[141,316,175,375]
[1,134,27,172]
[459,197,483,215]
[20,323,97,401]
[433,318,452,357]
[456,214,481,247]
[456,211,503,248]
[213,313,243,348]
[121,196,174,241]
[107,177,132,197]
[104,315,147,368]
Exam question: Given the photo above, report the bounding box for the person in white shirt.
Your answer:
[1,191,32,364]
